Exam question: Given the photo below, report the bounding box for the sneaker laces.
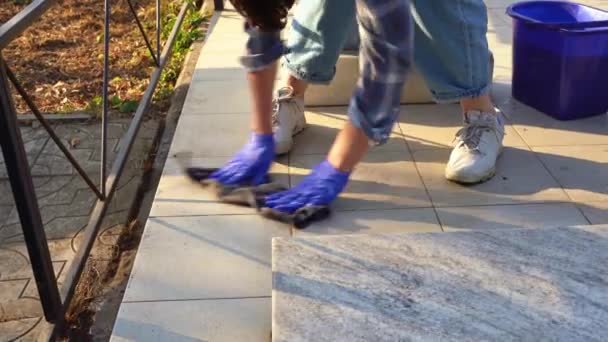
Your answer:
[453,113,502,152]
[271,87,296,126]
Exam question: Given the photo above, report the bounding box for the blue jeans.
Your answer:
[284,0,491,103]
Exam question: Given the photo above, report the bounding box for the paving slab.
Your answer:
[533,145,608,203]
[0,119,157,340]
[293,208,441,237]
[273,225,608,342]
[111,298,271,342]
[500,99,608,147]
[0,318,41,342]
[436,203,589,230]
[398,104,527,151]
[150,157,288,217]
[168,114,250,157]
[113,1,608,340]
[579,201,608,225]
[179,80,250,115]
[290,152,431,211]
[291,107,408,155]
[0,136,48,179]
[122,215,290,302]
[413,147,570,207]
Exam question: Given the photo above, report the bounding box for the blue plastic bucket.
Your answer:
[507,1,608,120]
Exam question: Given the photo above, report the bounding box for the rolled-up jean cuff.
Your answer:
[431,84,492,104]
[240,24,285,72]
[240,52,282,71]
[282,59,335,85]
[347,101,393,146]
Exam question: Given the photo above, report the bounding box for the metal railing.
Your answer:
[0,0,224,336]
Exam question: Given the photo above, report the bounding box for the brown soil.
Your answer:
[0,0,164,114]
[61,220,143,341]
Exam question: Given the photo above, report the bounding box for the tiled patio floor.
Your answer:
[111,1,608,341]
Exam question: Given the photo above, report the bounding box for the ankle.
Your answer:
[286,75,308,98]
[326,122,369,172]
[460,95,495,114]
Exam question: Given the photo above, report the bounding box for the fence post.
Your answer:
[0,54,62,322]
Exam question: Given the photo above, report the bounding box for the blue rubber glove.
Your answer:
[264,160,350,214]
[209,133,274,186]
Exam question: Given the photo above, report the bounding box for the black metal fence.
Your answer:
[0,0,224,337]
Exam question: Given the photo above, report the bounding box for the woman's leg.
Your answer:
[263,0,412,218]
[273,0,357,154]
[411,0,503,183]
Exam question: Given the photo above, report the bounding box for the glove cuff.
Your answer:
[313,160,351,191]
[250,132,274,146]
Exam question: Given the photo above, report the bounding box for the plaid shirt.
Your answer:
[241,0,412,145]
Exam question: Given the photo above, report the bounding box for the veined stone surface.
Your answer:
[273,225,608,342]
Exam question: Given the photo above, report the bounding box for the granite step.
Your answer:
[272,225,608,342]
[304,51,495,106]
[303,52,434,106]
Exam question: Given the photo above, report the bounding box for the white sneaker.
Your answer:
[445,111,505,184]
[272,87,306,154]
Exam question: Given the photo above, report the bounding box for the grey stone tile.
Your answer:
[169,114,250,158]
[43,216,90,240]
[88,139,121,164]
[192,51,247,82]
[488,8,512,28]
[290,152,431,211]
[0,176,98,240]
[0,182,14,206]
[2,240,71,282]
[201,32,249,54]
[501,99,608,147]
[0,297,43,323]
[0,318,41,342]
[31,149,98,176]
[0,136,48,179]
[291,107,409,155]
[398,104,526,151]
[150,157,288,217]
[19,263,66,300]
[579,202,608,225]
[180,80,250,115]
[205,10,245,34]
[111,298,271,342]
[294,208,441,237]
[437,203,589,231]
[33,176,86,206]
[486,24,513,56]
[0,279,28,302]
[19,126,50,143]
[0,222,23,242]
[413,147,569,207]
[0,247,31,281]
[1,208,91,242]
[273,225,608,341]
[0,118,153,340]
[0,205,13,228]
[123,215,289,302]
[533,145,608,202]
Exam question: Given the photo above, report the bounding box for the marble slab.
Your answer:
[272,225,608,342]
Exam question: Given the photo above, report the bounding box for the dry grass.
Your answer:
[0,0,167,114]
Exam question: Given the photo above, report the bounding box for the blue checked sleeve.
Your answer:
[239,22,285,72]
[348,0,412,145]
